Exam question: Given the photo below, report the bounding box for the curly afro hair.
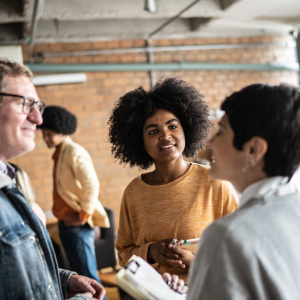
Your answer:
[37,105,77,135]
[108,77,212,169]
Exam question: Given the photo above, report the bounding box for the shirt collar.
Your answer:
[52,143,63,160]
[0,160,14,189]
[239,176,297,209]
[0,160,15,180]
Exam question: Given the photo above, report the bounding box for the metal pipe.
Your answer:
[25,62,299,72]
[295,31,300,83]
[40,41,294,58]
[29,0,42,46]
[148,0,201,38]
[145,0,156,13]
[147,38,156,87]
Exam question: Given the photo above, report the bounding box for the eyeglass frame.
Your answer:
[0,92,45,115]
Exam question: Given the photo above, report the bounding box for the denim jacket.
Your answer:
[0,171,88,300]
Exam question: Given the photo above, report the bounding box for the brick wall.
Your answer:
[13,35,298,230]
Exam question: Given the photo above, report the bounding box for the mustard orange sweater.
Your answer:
[116,163,239,281]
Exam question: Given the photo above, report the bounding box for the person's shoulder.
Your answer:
[64,139,91,159]
[190,163,233,188]
[121,176,145,207]
[190,163,211,179]
[191,162,210,172]
[124,176,143,194]
[202,208,249,246]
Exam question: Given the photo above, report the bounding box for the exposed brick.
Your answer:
[107,40,120,49]
[79,56,93,63]
[94,56,108,63]
[159,39,172,46]
[34,43,51,52]
[63,42,84,51]
[77,42,93,51]
[48,57,65,64]
[133,39,146,47]
[107,55,120,63]
[50,43,64,52]
[65,56,80,64]
[92,41,106,49]
[121,54,135,63]
[120,40,134,48]
[16,36,298,231]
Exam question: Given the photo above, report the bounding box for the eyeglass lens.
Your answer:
[23,98,45,115]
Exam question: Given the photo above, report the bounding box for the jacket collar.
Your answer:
[55,136,72,179]
[61,136,72,152]
[0,170,13,189]
[52,136,72,160]
[239,176,297,209]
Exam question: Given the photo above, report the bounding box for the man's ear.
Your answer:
[244,136,268,163]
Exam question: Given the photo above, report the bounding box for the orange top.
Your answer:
[116,163,239,281]
[52,144,90,222]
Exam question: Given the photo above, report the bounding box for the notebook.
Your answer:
[116,255,187,300]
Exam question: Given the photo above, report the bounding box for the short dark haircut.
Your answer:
[108,77,212,169]
[221,83,300,178]
[37,105,77,135]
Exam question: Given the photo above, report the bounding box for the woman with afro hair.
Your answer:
[109,78,238,282]
[38,106,109,296]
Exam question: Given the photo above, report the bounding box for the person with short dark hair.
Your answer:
[166,83,300,299]
[109,77,239,282]
[0,58,106,300]
[38,106,109,299]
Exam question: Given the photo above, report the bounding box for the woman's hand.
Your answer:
[148,239,185,268]
[168,243,195,267]
[162,273,188,295]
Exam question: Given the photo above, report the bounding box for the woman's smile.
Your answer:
[143,109,185,164]
[160,142,176,151]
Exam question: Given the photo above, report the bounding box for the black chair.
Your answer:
[95,207,116,270]
[52,207,116,272]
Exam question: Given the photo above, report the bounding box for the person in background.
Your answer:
[165,83,300,299]
[38,106,109,298]
[9,162,46,225]
[108,77,239,283]
[0,58,106,299]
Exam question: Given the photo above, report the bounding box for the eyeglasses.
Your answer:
[0,92,45,115]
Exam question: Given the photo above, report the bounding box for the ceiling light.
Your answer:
[32,73,87,86]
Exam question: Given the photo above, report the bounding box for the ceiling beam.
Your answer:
[187,17,212,31]
[219,0,241,10]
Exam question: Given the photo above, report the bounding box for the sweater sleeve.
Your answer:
[116,192,155,267]
[221,181,239,216]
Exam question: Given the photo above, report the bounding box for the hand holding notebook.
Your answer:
[116,255,187,300]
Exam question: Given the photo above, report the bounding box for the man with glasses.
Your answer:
[0,58,106,300]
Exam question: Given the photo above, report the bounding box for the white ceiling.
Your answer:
[0,0,299,45]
